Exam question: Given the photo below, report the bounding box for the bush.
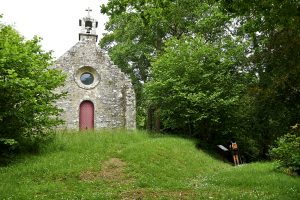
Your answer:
[0,139,19,164]
[0,19,65,163]
[269,126,300,175]
[235,135,260,163]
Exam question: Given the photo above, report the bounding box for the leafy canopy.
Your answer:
[100,0,230,128]
[219,0,300,155]
[0,21,65,158]
[145,35,247,139]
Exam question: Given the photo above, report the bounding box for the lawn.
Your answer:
[0,130,299,199]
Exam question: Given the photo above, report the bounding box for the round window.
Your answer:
[80,72,94,85]
[75,66,100,89]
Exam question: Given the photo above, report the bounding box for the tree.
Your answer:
[101,0,229,80]
[100,0,229,127]
[0,21,65,161]
[220,0,300,156]
[145,35,247,142]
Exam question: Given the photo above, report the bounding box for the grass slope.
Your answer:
[0,130,299,199]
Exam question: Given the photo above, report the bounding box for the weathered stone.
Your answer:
[54,10,136,130]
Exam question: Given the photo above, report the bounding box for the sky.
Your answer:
[0,0,109,58]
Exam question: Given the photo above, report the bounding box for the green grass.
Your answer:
[0,130,299,199]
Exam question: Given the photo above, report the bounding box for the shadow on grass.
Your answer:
[146,130,233,164]
[195,141,233,164]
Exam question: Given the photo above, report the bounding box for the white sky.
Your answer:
[0,0,109,59]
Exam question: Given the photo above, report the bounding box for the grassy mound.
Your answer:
[0,130,299,199]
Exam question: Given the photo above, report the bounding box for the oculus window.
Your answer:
[75,66,100,89]
[80,72,94,85]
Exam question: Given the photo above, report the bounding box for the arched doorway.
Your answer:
[79,101,94,130]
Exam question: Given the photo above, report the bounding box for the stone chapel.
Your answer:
[55,9,136,130]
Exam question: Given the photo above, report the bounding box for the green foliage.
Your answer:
[0,138,18,164]
[219,0,300,157]
[0,131,299,199]
[0,22,65,161]
[269,126,300,175]
[100,0,229,79]
[145,35,247,142]
[101,0,300,160]
[100,0,229,128]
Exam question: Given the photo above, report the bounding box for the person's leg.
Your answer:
[236,155,240,165]
[233,155,238,166]
[232,155,236,165]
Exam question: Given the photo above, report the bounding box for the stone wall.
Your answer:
[55,36,136,130]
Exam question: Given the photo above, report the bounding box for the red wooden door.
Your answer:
[79,101,94,130]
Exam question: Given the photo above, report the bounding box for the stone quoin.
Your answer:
[55,8,136,130]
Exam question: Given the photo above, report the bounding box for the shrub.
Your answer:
[0,139,19,164]
[269,125,300,175]
[0,19,65,163]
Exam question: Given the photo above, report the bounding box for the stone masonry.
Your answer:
[55,9,136,130]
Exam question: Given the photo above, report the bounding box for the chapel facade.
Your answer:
[55,9,136,130]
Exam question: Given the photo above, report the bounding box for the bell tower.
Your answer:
[79,7,98,42]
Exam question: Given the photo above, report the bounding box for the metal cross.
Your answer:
[85,7,92,16]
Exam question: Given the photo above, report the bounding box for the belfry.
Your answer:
[55,9,136,130]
